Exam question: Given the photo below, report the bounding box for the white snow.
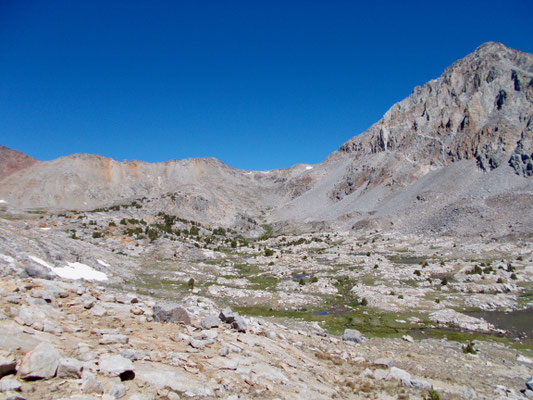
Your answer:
[0,200,6,204]
[40,227,51,231]
[29,255,54,269]
[305,166,313,170]
[28,255,107,281]
[52,262,108,281]
[97,259,110,267]
[0,254,14,263]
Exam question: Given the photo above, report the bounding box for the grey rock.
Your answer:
[0,376,21,392]
[126,395,154,400]
[524,389,533,399]
[99,334,129,345]
[219,347,229,357]
[57,357,83,378]
[189,338,210,349]
[152,303,191,325]
[43,319,63,335]
[374,357,393,368]
[18,342,60,380]
[120,349,145,361]
[410,378,432,390]
[98,355,134,378]
[107,383,127,399]
[231,315,247,332]
[342,328,364,343]
[219,307,235,323]
[200,314,220,329]
[23,264,55,280]
[386,367,412,386]
[0,352,16,378]
[527,377,533,391]
[81,373,104,394]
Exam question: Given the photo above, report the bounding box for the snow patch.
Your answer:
[29,255,107,281]
[0,200,6,204]
[52,262,108,281]
[0,254,14,263]
[305,166,313,170]
[29,255,54,269]
[40,227,51,231]
[97,259,110,267]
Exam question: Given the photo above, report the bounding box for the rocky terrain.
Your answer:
[1,42,533,399]
[0,207,532,399]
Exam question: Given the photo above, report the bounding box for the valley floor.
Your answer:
[0,210,532,399]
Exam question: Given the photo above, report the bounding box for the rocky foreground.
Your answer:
[0,214,533,399]
[0,270,533,400]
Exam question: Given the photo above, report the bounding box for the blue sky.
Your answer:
[1,1,532,170]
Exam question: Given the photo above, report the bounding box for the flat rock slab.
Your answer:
[18,342,60,380]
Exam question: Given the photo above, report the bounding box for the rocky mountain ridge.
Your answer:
[1,42,533,238]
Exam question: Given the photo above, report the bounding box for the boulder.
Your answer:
[23,264,56,280]
[0,352,16,378]
[57,357,83,378]
[219,307,235,323]
[0,375,22,392]
[200,314,220,329]
[18,342,60,380]
[152,303,191,325]
[81,373,104,394]
[527,377,533,391]
[342,329,364,343]
[107,383,127,399]
[231,315,247,332]
[98,355,134,380]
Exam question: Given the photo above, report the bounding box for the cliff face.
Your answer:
[1,42,533,237]
[331,42,533,201]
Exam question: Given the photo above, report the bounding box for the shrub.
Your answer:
[441,277,448,286]
[264,248,274,257]
[360,297,368,306]
[374,264,379,269]
[298,278,306,286]
[120,218,127,225]
[108,221,116,227]
[497,277,504,284]
[92,232,103,239]
[310,276,318,283]
[462,341,476,354]
[414,269,421,277]
[147,229,159,242]
[231,240,237,248]
[426,389,441,400]
[510,273,518,280]
[188,278,195,290]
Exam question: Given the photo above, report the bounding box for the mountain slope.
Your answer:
[1,42,532,237]
[0,145,36,180]
[270,42,533,236]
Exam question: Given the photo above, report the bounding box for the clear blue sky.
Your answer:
[1,1,532,170]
